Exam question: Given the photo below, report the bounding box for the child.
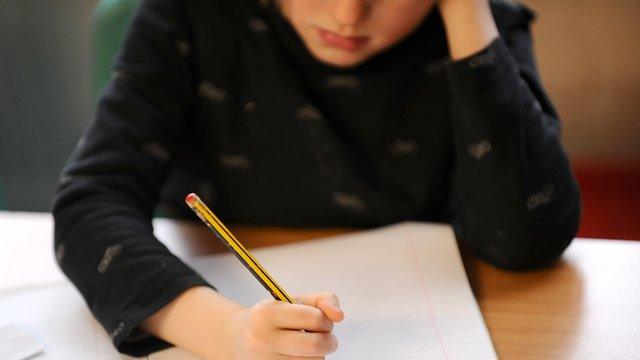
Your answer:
[53,0,581,358]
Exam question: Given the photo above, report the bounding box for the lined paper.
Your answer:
[188,222,497,359]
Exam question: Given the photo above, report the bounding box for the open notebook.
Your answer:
[0,221,496,359]
[182,222,496,359]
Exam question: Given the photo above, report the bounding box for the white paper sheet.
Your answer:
[187,222,497,359]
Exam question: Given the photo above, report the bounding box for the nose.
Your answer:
[330,0,369,27]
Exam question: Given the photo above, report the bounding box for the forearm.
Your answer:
[140,286,245,359]
[439,0,499,60]
[441,4,581,269]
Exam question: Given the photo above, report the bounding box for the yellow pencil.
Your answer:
[185,193,295,303]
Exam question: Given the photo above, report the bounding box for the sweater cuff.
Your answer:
[445,36,522,137]
[111,273,214,357]
[447,36,518,88]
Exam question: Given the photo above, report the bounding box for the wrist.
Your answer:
[438,0,499,60]
[140,286,245,359]
[206,303,248,360]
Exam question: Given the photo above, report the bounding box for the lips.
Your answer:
[317,28,369,51]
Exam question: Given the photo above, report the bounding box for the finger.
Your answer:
[295,292,344,323]
[271,329,338,357]
[268,302,334,332]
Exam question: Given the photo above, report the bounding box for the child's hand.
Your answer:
[223,292,345,359]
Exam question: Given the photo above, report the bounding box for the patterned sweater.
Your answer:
[52,0,581,355]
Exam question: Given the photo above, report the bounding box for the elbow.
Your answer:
[458,175,583,271]
[465,206,581,271]
[483,211,580,271]
[486,181,582,271]
[481,231,574,271]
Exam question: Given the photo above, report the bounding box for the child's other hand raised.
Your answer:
[222,292,344,360]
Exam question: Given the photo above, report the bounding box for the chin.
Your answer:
[308,47,373,69]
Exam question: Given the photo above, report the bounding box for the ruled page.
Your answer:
[189,222,497,360]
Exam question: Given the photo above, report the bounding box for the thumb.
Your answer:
[295,292,345,323]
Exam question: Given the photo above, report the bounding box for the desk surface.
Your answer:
[2,212,639,359]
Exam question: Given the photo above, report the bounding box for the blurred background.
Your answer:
[1,0,638,239]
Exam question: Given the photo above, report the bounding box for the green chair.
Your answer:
[92,0,140,99]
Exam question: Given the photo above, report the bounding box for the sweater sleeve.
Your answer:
[444,10,581,270]
[52,0,212,356]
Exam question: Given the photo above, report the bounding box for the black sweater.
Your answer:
[52,0,581,356]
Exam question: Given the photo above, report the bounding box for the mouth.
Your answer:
[317,28,369,52]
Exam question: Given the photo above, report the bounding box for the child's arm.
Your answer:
[438,0,581,270]
[140,287,344,359]
[53,0,211,355]
[53,1,345,357]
